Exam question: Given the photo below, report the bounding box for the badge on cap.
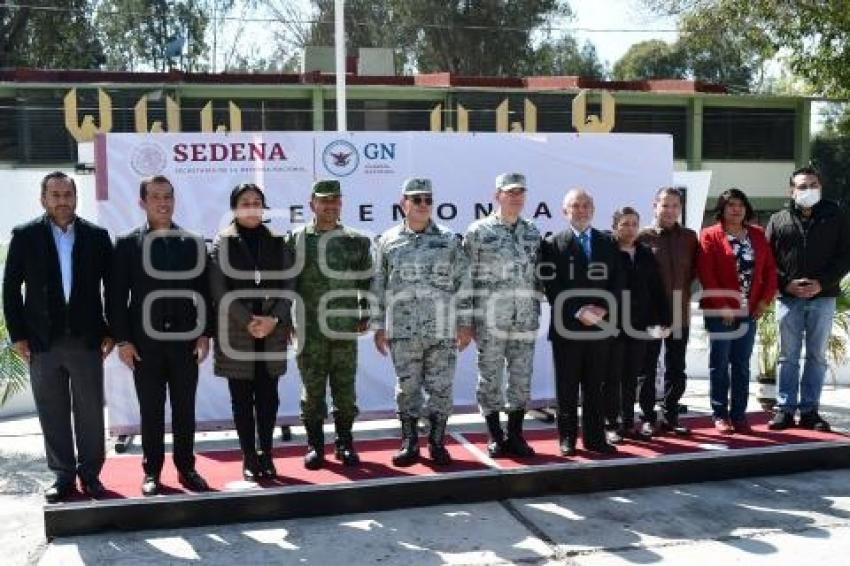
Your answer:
[402,177,433,196]
[312,179,341,198]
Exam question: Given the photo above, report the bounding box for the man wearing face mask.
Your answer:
[766,166,850,431]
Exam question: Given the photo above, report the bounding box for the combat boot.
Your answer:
[505,410,536,457]
[333,416,360,466]
[484,412,507,457]
[303,420,325,470]
[392,417,420,466]
[428,413,452,466]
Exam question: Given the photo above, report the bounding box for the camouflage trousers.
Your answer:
[476,329,536,415]
[297,336,359,423]
[389,337,457,419]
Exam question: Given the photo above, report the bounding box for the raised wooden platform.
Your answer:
[44,413,850,538]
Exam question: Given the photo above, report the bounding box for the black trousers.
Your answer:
[227,362,280,458]
[640,327,690,423]
[552,337,610,447]
[605,335,649,427]
[133,341,198,477]
[30,336,104,484]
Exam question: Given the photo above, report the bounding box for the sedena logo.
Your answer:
[322,140,359,177]
[130,143,168,176]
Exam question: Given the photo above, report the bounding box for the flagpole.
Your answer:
[334,0,347,132]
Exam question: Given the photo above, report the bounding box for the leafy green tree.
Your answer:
[0,0,104,69]
[95,0,210,71]
[811,134,850,205]
[530,36,606,77]
[271,0,577,76]
[612,39,686,80]
[640,0,850,95]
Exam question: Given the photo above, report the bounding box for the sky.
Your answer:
[565,0,678,68]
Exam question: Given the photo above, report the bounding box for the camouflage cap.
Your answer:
[402,177,433,196]
[496,173,527,191]
[312,179,341,198]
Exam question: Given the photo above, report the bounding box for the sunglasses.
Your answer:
[407,196,433,206]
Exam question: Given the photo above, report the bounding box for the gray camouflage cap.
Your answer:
[402,177,433,196]
[496,173,527,191]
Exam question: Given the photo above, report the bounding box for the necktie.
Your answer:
[577,232,591,260]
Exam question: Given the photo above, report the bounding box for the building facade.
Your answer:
[0,69,813,222]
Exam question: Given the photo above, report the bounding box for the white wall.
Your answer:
[701,161,795,198]
[0,169,98,243]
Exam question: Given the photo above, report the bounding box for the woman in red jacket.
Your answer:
[698,188,777,434]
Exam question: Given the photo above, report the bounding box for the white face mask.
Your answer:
[794,189,821,209]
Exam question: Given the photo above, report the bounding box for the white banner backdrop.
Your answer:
[96,131,673,435]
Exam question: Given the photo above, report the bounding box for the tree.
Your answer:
[270,0,575,76]
[640,1,850,96]
[612,39,686,80]
[95,0,210,72]
[614,5,773,90]
[0,0,104,69]
[674,6,773,91]
[533,36,607,78]
[812,134,850,205]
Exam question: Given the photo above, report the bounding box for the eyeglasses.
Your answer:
[408,196,433,206]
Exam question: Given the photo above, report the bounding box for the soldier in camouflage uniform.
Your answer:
[371,178,474,466]
[288,180,373,470]
[464,173,541,458]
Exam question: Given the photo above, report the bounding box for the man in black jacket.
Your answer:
[540,188,623,455]
[3,171,114,502]
[766,166,850,432]
[111,175,211,495]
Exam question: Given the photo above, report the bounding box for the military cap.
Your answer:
[496,173,527,191]
[401,177,432,196]
[312,179,341,198]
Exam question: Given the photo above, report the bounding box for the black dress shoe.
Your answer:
[178,470,210,492]
[257,452,278,478]
[81,477,105,498]
[559,438,577,456]
[44,480,73,503]
[799,412,832,432]
[768,410,795,430]
[243,452,260,481]
[584,442,618,454]
[142,475,160,496]
[659,418,691,436]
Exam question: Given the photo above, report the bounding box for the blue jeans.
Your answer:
[705,316,757,422]
[776,296,836,415]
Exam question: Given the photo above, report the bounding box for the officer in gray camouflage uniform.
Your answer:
[371,178,474,466]
[464,173,541,458]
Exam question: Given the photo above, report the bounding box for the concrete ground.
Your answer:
[4,378,850,565]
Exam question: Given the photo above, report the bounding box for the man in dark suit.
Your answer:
[110,175,211,496]
[540,188,622,456]
[3,171,114,502]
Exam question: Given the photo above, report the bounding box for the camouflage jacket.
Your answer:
[371,220,472,339]
[287,221,373,337]
[463,213,542,332]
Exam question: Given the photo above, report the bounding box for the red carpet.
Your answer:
[459,412,847,469]
[68,412,847,501]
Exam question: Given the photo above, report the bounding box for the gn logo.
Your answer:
[322,140,397,177]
